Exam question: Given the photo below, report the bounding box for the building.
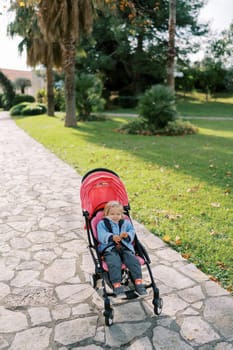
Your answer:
[0,68,45,97]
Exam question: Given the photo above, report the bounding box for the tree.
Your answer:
[0,70,16,110]
[14,77,31,94]
[39,0,94,127]
[7,3,62,116]
[167,0,176,91]
[77,0,207,98]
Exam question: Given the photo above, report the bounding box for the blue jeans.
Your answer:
[104,246,142,284]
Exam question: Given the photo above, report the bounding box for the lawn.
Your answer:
[13,112,233,293]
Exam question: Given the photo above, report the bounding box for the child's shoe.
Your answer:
[113,282,125,298]
[134,279,147,297]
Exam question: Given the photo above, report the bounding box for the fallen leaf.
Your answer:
[163,234,171,242]
[210,202,220,207]
[187,186,199,193]
[182,253,191,259]
[175,236,182,245]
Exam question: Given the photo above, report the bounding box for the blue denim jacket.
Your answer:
[97,218,136,253]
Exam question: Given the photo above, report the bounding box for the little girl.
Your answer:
[97,200,147,297]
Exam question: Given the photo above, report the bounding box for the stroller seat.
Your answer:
[91,211,145,272]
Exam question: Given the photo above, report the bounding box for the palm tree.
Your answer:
[7,3,62,116]
[39,0,94,127]
[167,0,176,91]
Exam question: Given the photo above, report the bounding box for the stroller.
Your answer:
[80,168,163,326]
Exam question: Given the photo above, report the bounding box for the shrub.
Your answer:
[13,94,35,105]
[21,103,46,116]
[54,89,65,111]
[159,120,199,136]
[10,102,29,116]
[76,73,105,120]
[10,102,46,116]
[138,84,177,128]
[118,118,198,136]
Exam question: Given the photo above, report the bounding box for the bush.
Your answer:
[118,118,198,136]
[138,84,177,128]
[10,102,46,116]
[76,73,105,120]
[54,89,65,111]
[21,103,46,116]
[13,94,35,105]
[159,120,199,136]
[10,102,29,116]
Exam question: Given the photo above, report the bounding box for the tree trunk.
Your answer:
[167,0,176,91]
[63,38,77,127]
[46,61,55,116]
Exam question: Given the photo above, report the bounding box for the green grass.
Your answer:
[176,91,233,117]
[13,113,233,293]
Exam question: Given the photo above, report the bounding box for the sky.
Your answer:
[0,0,233,71]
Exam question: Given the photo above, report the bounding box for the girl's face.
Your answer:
[107,207,122,223]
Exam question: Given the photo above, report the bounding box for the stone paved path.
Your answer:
[0,111,233,350]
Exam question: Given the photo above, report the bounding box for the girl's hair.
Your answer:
[104,201,124,217]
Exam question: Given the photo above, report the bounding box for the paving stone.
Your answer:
[215,343,233,350]
[152,326,193,350]
[44,258,76,283]
[105,322,151,347]
[162,294,188,316]
[178,285,205,303]
[54,316,98,345]
[179,263,209,282]
[0,283,10,300]
[52,304,71,320]
[125,337,153,350]
[203,281,230,296]
[0,307,28,333]
[180,316,220,345]
[10,270,40,287]
[28,307,52,325]
[113,302,146,322]
[152,265,195,289]
[203,296,233,339]
[56,284,94,304]
[3,286,57,307]
[156,248,185,262]
[9,327,52,350]
[0,336,9,349]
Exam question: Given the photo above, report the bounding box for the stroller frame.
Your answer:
[80,168,162,326]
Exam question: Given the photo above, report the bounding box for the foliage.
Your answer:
[0,70,16,110]
[10,102,46,116]
[76,0,207,97]
[36,89,46,104]
[160,119,199,135]
[118,117,198,136]
[75,73,106,120]
[0,93,3,108]
[13,112,233,293]
[54,89,65,112]
[13,94,35,105]
[138,84,177,128]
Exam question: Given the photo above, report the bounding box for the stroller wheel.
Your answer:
[153,297,163,315]
[89,273,98,288]
[104,308,114,327]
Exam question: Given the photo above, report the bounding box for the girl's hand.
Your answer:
[120,232,128,239]
[113,235,121,244]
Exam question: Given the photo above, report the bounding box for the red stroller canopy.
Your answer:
[80,168,129,218]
